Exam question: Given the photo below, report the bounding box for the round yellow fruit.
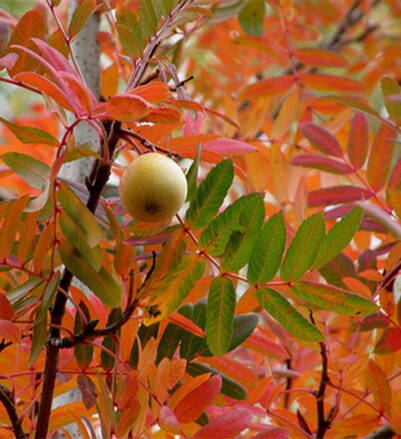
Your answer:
[119,153,188,222]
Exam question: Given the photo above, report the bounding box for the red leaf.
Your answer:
[192,408,252,439]
[106,94,150,122]
[0,319,20,341]
[367,123,397,191]
[308,185,372,207]
[174,375,222,423]
[300,73,364,92]
[204,138,257,154]
[293,48,348,68]
[32,38,76,75]
[0,294,14,320]
[375,327,401,354]
[59,71,96,113]
[300,122,343,157]
[244,331,290,359]
[291,154,353,174]
[347,112,369,170]
[239,76,295,99]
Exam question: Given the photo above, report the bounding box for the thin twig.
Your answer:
[0,384,28,439]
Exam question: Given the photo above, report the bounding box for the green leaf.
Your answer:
[206,277,236,355]
[313,207,363,269]
[68,0,98,38]
[162,0,178,15]
[59,240,121,308]
[238,0,265,36]
[186,159,234,229]
[229,313,259,350]
[74,301,94,369]
[221,195,264,272]
[200,194,258,255]
[293,281,379,316]
[256,288,324,342]
[140,0,158,38]
[1,152,50,190]
[116,23,142,58]
[281,212,325,281]
[58,182,103,248]
[64,146,100,163]
[30,276,59,366]
[59,210,103,272]
[186,145,201,202]
[187,362,247,400]
[0,117,58,146]
[179,301,208,361]
[101,308,122,370]
[381,77,401,124]
[247,212,286,284]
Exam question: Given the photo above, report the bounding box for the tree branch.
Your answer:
[0,384,28,439]
[363,425,395,439]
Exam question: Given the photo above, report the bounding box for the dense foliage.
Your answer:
[1,0,401,438]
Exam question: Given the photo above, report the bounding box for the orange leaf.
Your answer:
[174,375,221,423]
[365,359,392,415]
[168,312,205,338]
[14,72,74,111]
[367,123,397,191]
[293,48,348,68]
[239,76,295,99]
[106,94,150,122]
[333,414,380,436]
[300,73,364,92]
[142,107,182,124]
[201,356,258,385]
[192,408,252,439]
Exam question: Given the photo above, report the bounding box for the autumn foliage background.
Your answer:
[1,0,401,438]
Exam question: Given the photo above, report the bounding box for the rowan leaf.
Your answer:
[59,240,121,308]
[221,195,264,272]
[187,362,248,400]
[0,117,58,146]
[293,48,347,68]
[347,112,369,169]
[300,73,364,93]
[101,308,122,370]
[74,302,94,370]
[1,152,50,190]
[308,185,372,207]
[239,75,295,99]
[381,76,401,124]
[374,327,401,354]
[281,213,325,281]
[68,0,98,38]
[238,0,266,35]
[300,122,343,157]
[291,154,354,174]
[106,94,150,122]
[247,212,286,284]
[256,288,324,342]
[116,23,142,58]
[192,407,252,439]
[186,159,234,229]
[365,359,392,415]
[58,182,103,248]
[206,277,236,355]
[200,194,261,256]
[293,281,378,316]
[367,123,397,191]
[313,207,364,269]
